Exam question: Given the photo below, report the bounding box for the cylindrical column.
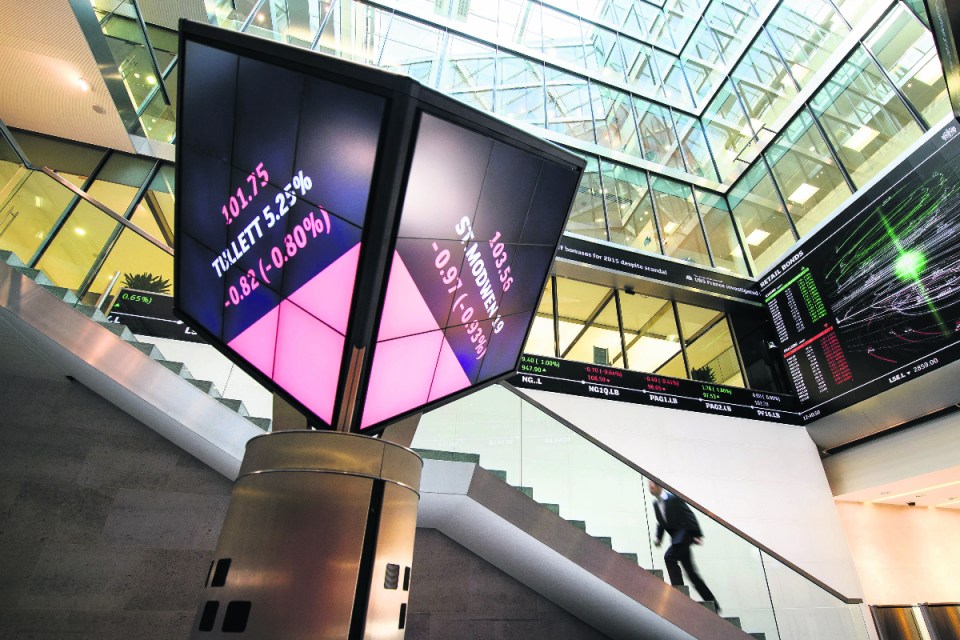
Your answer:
[189,431,422,640]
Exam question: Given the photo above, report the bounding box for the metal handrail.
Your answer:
[506,382,864,605]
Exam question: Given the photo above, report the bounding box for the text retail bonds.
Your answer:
[431,216,513,360]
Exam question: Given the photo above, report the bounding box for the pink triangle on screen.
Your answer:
[227,305,279,378]
[427,336,471,402]
[377,251,444,341]
[272,300,345,425]
[287,242,361,335]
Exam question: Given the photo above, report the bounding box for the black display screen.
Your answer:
[509,355,800,422]
[360,113,578,428]
[174,22,584,432]
[760,121,960,421]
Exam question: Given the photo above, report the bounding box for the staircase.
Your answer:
[0,249,269,478]
[0,249,773,639]
[414,448,767,640]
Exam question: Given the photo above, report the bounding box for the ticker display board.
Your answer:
[760,121,960,421]
[174,21,584,432]
[509,355,800,423]
[109,289,203,342]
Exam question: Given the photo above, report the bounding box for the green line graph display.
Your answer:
[760,121,960,421]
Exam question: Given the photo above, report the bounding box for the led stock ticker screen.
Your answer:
[760,122,960,422]
[174,23,584,432]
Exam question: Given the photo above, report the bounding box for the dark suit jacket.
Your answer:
[654,493,703,545]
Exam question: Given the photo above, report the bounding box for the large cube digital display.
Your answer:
[174,21,584,433]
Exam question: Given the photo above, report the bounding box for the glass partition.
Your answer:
[619,292,681,372]
[811,47,924,189]
[525,277,556,358]
[0,172,76,265]
[530,275,750,385]
[413,385,872,640]
[650,176,710,266]
[702,80,755,183]
[440,36,496,113]
[695,188,749,275]
[566,156,608,240]
[556,278,622,366]
[865,4,951,127]
[729,163,797,273]
[765,110,852,236]
[0,130,28,198]
[765,0,848,92]
[600,160,660,252]
[545,67,596,143]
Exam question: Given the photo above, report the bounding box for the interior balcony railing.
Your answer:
[0,122,173,312]
[412,382,872,640]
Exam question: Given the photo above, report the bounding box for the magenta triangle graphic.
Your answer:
[227,305,279,377]
[273,301,345,425]
[361,252,471,428]
[428,337,471,402]
[377,250,446,341]
[287,242,361,335]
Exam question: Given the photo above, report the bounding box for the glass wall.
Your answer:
[810,47,924,189]
[527,275,748,387]
[0,131,174,308]
[82,0,954,284]
[728,163,797,273]
[764,110,852,236]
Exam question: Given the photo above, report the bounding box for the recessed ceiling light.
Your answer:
[788,183,820,205]
[74,227,86,236]
[843,126,879,152]
[745,229,770,246]
[256,12,266,23]
[77,77,91,92]
[146,75,157,86]
[663,221,679,234]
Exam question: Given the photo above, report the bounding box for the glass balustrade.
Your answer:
[412,383,872,640]
[0,163,172,311]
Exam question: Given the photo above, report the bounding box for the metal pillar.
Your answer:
[189,431,422,639]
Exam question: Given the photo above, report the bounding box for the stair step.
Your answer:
[699,600,717,613]
[567,520,586,531]
[38,284,78,304]
[592,536,612,548]
[513,486,533,498]
[488,469,507,482]
[412,449,480,464]
[96,320,134,340]
[246,417,272,431]
[76,305,108,322]
[217,397,250,417]
[651,568,664,580]
[750,633,766,640]
[156,359,193,379]
[127,341,163,359]
[187,379,222,398]
[723,617,741,629]
[541,503,560,515]
[11,265,54,285]
[0,249,26,267]
[673,584,690,597]
[619,552,638,564]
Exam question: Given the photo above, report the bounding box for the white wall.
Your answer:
[520,388,864,600]
[836,502,960,604]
